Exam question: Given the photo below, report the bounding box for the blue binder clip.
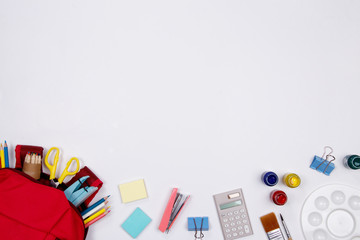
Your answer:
[188,217,209,239]
[310,146,336,176]
[64,176,98,207]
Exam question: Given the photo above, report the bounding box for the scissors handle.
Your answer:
[44,147,60,180]
[58,157,80,184]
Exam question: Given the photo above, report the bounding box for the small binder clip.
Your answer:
[64,176,98,207]
[310,146,336,176]
[188,217,209,240]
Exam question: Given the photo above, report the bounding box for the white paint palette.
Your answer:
[301,184,360,240]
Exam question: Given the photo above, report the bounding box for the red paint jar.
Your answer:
[270,190,287,206]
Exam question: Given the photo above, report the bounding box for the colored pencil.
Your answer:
[84,206,110,224]
[82,201,108,219]
[85,210,111,228]
[0,144,5,168]
[24,153,31,163]
[81,195,110,216]
[4,141,9,168]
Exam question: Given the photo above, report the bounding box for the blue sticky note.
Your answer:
[122,208,152,238]
[188,217,209,231]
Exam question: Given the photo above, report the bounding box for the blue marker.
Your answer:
[261,171,279,186]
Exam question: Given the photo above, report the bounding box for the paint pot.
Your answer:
[270,190,287,206]
[283,173,301,188]
[261,171,279,186]
[344,155,360,170]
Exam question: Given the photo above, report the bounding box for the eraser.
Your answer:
[122,208,152,238]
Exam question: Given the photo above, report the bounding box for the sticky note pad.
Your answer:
[188,217,209,231]
[118,179,148,203]
[122,208,152,238]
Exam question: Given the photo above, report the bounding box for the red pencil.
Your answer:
[84,210,111,228]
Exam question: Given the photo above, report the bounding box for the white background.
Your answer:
[1,1,360,239]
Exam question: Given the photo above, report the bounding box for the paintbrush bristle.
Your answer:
[260,212,280,233]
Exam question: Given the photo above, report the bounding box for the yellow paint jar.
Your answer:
[283,173,301,188]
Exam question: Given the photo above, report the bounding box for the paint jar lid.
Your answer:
[262,172,279,186]
[271,190,287,206]
[347,155,360,169]
[284,173,301,188]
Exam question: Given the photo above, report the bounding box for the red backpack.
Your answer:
[0,168,85,240]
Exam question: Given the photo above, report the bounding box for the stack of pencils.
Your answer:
[24,152,42,164]
[22,151,42,180]
[0,141,9,168]
[82,195,111,228]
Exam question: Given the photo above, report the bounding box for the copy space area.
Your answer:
[1,1,360,239]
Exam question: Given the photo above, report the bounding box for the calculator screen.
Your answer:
[220,200,242,210]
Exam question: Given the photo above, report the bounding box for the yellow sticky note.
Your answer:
[119,179,148,203]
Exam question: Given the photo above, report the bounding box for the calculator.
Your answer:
[213,188,253,239]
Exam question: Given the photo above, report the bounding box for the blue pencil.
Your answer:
[4,141,9,168]
[81,195,110,216]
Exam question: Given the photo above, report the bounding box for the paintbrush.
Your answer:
[280,214,292,240]
[260,212,285,240]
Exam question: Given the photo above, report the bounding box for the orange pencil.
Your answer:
[85,210,111,228]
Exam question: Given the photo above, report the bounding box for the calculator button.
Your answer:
[236,221,241,225]
[233,232,238,237]
[226,229,230,233]
[238,225,243,230]
[244,225,250,233]
[241,214,246,218]
[235,216,240,220]
[240,209,245,213]
[226,234,232,238]
[232,228,237,232]
[239,231,244,235]
[221,214,226,217]
[224,224,229,228]
[223,218,228,222]
[229,217,234,221]
[227,212,233,216]
[230,222,235,226]
[234,210,239,214]
[243,219,248,224]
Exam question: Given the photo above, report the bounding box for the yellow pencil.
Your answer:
[0,144,5,168]
[84,207,110,225]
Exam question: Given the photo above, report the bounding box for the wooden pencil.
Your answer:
[85,210,111,228]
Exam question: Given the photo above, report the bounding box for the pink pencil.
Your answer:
[85,210,111,228]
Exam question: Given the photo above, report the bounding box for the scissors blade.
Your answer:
[50,180,59,188]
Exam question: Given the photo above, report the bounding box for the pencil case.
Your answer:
[0,168,87,240]
[15,145,44,169]
[65,166,104,207]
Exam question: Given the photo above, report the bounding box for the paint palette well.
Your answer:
[301,184,360,240]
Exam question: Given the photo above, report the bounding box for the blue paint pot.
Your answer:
[261,171,279,186]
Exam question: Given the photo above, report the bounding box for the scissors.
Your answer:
[44,147,80,186]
